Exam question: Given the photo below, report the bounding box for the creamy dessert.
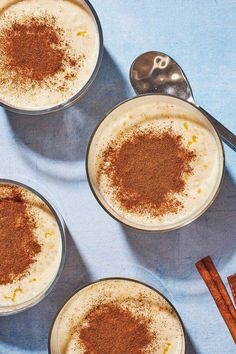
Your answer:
[49,279,185,354]
[87,95,224,230]
[0,0,100,110]
[0,183,62,311]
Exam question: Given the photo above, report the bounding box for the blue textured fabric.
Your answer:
[0,1,235,353]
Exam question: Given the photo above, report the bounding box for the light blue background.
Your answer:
[0,0,235,353]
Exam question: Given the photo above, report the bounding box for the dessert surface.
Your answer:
[93,100,222,228]
[0,184,62,307]
[51,279,185,354]
[0,0,100,110]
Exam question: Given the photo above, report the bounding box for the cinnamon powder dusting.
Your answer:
[0,15,84,90]
[98,128,196,218]
[77,303,154,354]
[0,185,41,285]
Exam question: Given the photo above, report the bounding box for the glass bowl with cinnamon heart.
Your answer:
[0,0,103,115]
[49,278,187,354]
[86,53,225,232]
[0,179,65,315]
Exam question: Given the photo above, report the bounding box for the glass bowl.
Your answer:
[0,179,66,315]
[0,0,103,115]
[49,277,187,354]
[86,94,225,232]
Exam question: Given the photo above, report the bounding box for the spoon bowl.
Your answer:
[130,51,194,103]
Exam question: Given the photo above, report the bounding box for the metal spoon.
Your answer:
[130,51,236,151]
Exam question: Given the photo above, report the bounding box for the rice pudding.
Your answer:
[87,95,224,231]
[49,279,186,354]
[0,183,63,313]
[0,0,100,110]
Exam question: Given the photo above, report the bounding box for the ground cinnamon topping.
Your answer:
[78,303,154,354]
[0,185,41,285]
[0,15,84,89]
[3,17,64,82]
[99,128,196,217]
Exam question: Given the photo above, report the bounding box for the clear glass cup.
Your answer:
[86,94,225,232]
[0,0,103,115]
[48,277,187,354]
[0,179,66,315]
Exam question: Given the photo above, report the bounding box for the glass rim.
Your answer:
[0,178,66,316]
[86,93,225,233]
[0,0,103,116]
[48,276,188,354]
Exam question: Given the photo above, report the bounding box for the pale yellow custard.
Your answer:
[50,279,186,354]
[0,0,100,110]
[0,183,62,311]
[87,95,224,231]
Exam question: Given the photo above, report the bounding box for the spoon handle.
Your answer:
[199,107,236,151]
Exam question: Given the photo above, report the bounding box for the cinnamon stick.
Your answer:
[228,274,236,305]
[196,256,236,343]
